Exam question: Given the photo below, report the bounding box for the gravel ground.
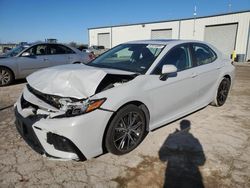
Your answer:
[0,64,249,188]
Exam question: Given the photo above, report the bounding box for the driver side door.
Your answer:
[144,44,200,129]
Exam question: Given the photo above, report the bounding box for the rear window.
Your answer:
[192,43,217,65]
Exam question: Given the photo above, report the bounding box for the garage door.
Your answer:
[98,33,110,48]
[204,23,238,58]
[151,29,172,39]
[246,25,250,61]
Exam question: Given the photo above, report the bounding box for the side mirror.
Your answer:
[160,64,177,80]
[22,52,30,57]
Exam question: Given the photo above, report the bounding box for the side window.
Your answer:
[153,45,192,74]
[35,45,48,55]
[48,45,75,55]
[192,44,217,65]
[24,46,36,56]
[23,45,48,56]
[59,45,75,54]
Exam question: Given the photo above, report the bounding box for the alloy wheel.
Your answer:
[217,79,230,106]
[113,111,144,152]
[0,69,11,86]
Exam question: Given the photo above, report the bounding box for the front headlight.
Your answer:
[58,98,106,117]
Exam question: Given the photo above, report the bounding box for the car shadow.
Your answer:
[1,79,27,87]
[159,120,206,188]
[11,79,27,86]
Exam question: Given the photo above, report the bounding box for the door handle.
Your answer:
[43,58,48,61]
[191,73,198,78]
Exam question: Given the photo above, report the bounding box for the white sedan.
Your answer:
[14,40,235,160]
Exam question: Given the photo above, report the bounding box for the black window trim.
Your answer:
[190,42,218,67]
[60,44,76,54]
[151,42,195,75]
[47,44,76,55]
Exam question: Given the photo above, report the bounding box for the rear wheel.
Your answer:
[105,104,147,155]
[213,77,231,106]
[0,67,14,86]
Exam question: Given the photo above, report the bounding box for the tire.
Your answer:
[0,67,14,86]
[105,104,147,155]
[212,77,231,106]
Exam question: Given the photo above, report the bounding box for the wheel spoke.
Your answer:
[128,112,133,125]
[130,129,140,137]
[128,133,136,143]
[121,117,129,128]
[115,127,127,132]
[118,134,127,149]
[114,133,126,142]
[131,121,142,131]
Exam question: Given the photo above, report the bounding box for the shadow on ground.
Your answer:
[11,79,26,86]
[159,120,206,188]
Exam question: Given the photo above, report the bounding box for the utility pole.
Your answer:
[193,5,197,38]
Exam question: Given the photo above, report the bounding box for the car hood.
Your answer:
[27,64,135,99]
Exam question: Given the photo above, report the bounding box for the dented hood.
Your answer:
[27,64,134,99]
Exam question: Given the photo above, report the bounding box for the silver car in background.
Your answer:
[0,45,30,58]
[0,43,92,86]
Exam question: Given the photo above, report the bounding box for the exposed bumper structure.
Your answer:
[14,91,113,160]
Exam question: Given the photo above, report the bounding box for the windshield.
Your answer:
[88,43,165,74]
[4,46,27,57]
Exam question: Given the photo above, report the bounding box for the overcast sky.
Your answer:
[0,0,249,44]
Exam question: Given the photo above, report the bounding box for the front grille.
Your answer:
[26,84,82,109]
[26,84,61,109]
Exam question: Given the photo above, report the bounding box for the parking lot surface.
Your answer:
[0,65,249,188]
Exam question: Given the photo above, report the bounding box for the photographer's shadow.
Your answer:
[159,120,206,188]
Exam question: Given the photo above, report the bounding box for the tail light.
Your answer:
[88,53,96,60]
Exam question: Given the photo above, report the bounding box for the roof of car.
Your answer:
[125,39,201,45]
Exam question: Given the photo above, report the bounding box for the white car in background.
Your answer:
[14,40,235,161]
[0,43,93,86]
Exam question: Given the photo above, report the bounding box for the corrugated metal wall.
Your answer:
[89,11,250,59]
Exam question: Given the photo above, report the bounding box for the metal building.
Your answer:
[88,10,250,61]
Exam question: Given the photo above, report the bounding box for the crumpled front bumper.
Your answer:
[15,107,46,156]
[14,92,113,161]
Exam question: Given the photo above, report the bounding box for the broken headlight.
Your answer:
[58,98,106,117]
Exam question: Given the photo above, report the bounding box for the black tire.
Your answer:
[213,77,231,106]
[105,104,147,155]
[0,67,14,86]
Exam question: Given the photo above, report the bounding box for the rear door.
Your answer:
[17,44,51,77]
[190,43,220,106]
[47,44,74,66]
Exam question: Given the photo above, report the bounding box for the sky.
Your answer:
[0,0,249,44]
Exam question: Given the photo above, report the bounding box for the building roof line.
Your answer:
[88,9,250,30]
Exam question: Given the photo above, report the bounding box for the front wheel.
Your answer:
[0,67,14,86]
[212,77,231,106]
[105,104,147,155]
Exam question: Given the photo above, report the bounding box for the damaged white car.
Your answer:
[14,40,235,160]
